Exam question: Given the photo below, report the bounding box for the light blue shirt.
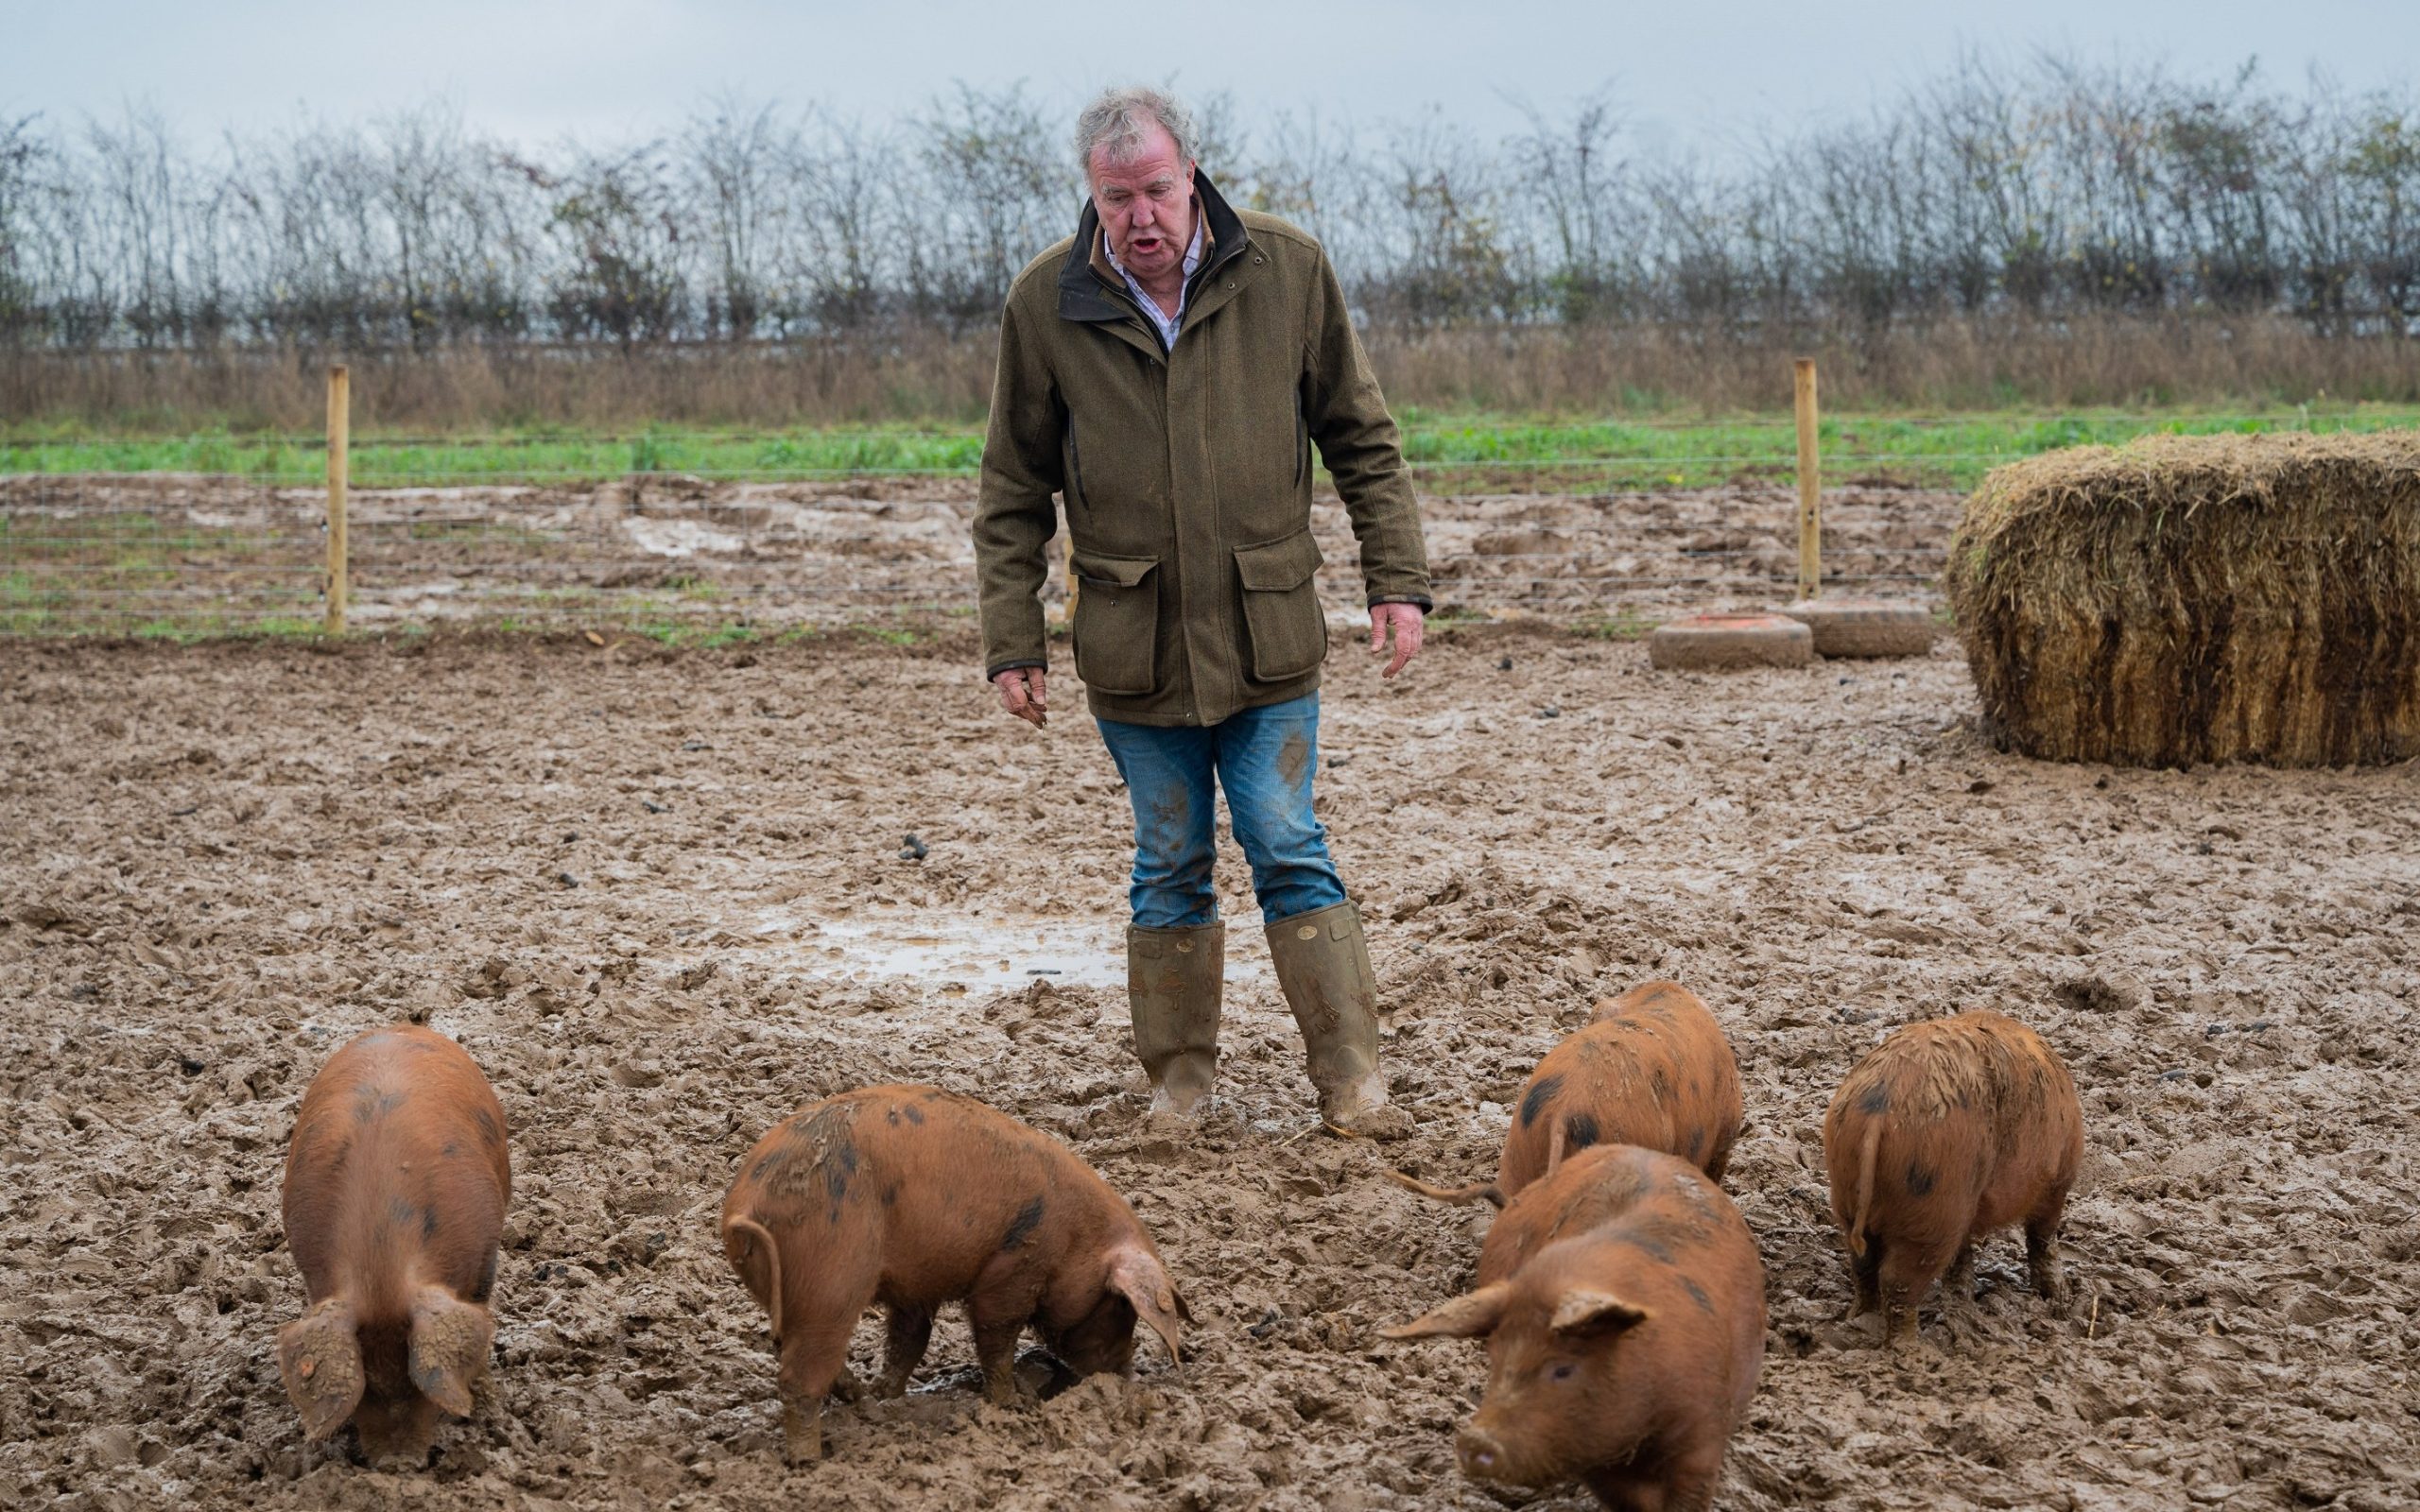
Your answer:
[1107,219,1204,350]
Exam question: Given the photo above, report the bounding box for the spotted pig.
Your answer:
[1823,1008,2084,1343]
[720,1085,1188,1464]
[1385,1143,1766,1510]
[1390,981,1743,1208]
[277,1024,511,1460]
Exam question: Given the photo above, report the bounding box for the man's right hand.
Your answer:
[993,666,1048,728]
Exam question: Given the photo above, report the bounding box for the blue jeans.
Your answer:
[1095,692,1349,929]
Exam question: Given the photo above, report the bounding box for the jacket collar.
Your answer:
[1058,167,1252,331]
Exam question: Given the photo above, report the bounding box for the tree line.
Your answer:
[4,53,2417,353]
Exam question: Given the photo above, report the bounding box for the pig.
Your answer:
[1822,1007,2084,1344]
[276,1024,511,1460]
[1389,980,1743,1208]
[1384,1143,1767,1511]
[720,1085,1189,1465]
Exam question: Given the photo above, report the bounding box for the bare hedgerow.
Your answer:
[4,51,2420,415]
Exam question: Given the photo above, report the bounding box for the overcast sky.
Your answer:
[6,0,2416,160]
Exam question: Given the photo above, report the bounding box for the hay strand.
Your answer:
[1945,432,2420,767]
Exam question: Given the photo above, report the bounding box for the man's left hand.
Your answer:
[1368,602,1425,679]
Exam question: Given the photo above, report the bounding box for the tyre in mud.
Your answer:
[1778,598,1940,658]
[1647,613,1813,671]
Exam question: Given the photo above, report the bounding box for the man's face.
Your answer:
[1088,123,1196,284]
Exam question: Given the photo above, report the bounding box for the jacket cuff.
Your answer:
[985,658,1047,681]
[1367,593,1433,611]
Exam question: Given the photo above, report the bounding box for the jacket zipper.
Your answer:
[1294,389,1307,487]
[1065,420,1088,515]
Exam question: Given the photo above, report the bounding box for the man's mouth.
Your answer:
[1130,234,1164,257]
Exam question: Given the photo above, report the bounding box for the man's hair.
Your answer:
[1074,86,1200,180]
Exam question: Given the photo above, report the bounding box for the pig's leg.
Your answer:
[1582,1454,1719,1512]
[875,1305,933,1399]
[775,1317,857,1465]
[970,1314,1030,1406]
[966,1253,1046,1405]
[1842,1236,1882,1319]
[2024,1191,2070,1301]
[1878,1239,1953,1347]
[1945,1242,1978,1304]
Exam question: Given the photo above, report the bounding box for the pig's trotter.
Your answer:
[1881,1284,1916,1348]
[781,1396,823,1466]
[825,1368,863,1404]
[2025,1223,2066,1302]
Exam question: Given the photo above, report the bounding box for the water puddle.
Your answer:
[743,908,1270,992]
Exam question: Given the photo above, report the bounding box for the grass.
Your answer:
[7,404,2417,492]
[11,402,2414,640]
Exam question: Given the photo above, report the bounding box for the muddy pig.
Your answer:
[1384,1143,1766,1510]
[277,1024,511,1459]
[1823,1008,2083,1343]
[1390,981,1743,1208]
[720,1085,1189,1464]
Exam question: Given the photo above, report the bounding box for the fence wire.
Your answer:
[2,435,1995,637]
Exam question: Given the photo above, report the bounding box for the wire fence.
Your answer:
[2,408,2392,637]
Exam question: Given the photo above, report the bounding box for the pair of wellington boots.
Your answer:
[1127,899,1402,1135]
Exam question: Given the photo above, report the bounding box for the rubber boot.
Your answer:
[1128,921,1223,1117]
[1264,901,1409,1138]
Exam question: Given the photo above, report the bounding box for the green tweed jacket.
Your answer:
[973,171,1431,726]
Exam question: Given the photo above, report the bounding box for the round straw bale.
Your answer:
[1648,613,1813,671]
[1778,598,1940,658]
[1945,432,2420,767]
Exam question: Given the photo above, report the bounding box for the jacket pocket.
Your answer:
[1071,550,1160,696]
[1234,527,1327,682]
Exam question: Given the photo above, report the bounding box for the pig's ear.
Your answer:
[1107,1249,1186,1365]
[1548,1289,1651,1338]
[406,1286,495,1418]
[1381,1282,1512,1341]
[278,1299,365,1442]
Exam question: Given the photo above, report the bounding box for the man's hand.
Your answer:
[993,666,1049,727]
[1368,602,1425,679]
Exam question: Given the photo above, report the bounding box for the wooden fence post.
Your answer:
[1793,357,1820,601]
[325,364,350,634]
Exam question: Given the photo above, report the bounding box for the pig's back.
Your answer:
[1503,990,1740,1191]
[1480,1143,1692,1287]
[283,1026,510,1301]
[809,1086,1127,1302]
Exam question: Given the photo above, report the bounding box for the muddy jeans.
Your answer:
[1095,692,1348,929]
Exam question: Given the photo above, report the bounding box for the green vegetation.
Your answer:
[7,405,2416,491]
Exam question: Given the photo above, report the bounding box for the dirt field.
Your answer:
[4,627,2415,1512]
[0,472,1950,631]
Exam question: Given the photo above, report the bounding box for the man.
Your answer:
[973,86,1431,1137]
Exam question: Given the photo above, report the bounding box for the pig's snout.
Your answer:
[1455,1424,1509,1481]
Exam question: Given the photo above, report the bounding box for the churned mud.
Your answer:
[1,472,1953,628]
[3,629,2415,1512]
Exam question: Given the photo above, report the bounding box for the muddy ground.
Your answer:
[2,627,2415,1512]
[1,472,1950,630]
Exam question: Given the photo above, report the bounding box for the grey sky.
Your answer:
[6,0,2416,160]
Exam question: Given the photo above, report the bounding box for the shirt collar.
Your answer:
[1103,215,1205,289]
